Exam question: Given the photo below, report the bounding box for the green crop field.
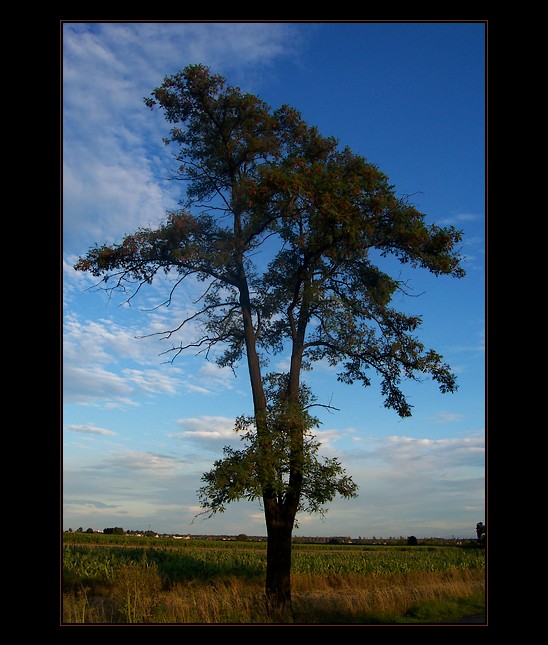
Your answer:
[62,532,486,624]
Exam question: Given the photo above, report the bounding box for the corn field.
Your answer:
[62,534,485,624]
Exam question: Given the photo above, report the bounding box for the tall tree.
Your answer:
[74,64,465,618]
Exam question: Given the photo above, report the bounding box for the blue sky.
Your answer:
[62,21,486,538]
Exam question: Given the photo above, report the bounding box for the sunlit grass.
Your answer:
[62,537,485,624]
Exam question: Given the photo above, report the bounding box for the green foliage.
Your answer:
[104,527,125,535]
[197,374,358,520]
[363,590,486,625]
[476,521,486,545]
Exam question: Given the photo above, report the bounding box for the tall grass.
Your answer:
[62,539,485,624]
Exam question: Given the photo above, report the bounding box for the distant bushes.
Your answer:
[103,527,125,535]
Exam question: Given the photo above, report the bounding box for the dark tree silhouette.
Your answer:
[75,65,465,617]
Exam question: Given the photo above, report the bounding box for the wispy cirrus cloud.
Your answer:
[66,423,117,436]
[170,416,240,453]
[427,411,466,423]
[63,22,305,255]
[346,432,484,487]
[63,312,184,406]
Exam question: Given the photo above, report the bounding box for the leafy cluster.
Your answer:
[197,374,358,522]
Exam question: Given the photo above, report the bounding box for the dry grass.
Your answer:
[290,569,484,623]
[62,565,484,624]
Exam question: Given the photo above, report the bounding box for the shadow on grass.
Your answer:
[63,545,265,591]
[146,547,265,584]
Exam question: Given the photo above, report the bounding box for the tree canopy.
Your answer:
[75,64,465,612]
[76,64,464,418]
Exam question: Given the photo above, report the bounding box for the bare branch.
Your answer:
[304,402,340,413]
[135,300,240,341]
[140,268,198,311]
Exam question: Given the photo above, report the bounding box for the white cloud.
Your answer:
[436,211,480,226]
[122,368,181,395]
[168,415,244,456]
[63,316,139,365]
[427,411,466,422]
[197,363,236,391]
[345,433,484,493]
[66,423,117,436]
[63,429,484,537]
[184,383,212,395]
[63,364,136,406]
[63,311,187,406]
[94,450,184,475]
[63,155,172,251]
[63,22,304,255]
[309,425,357,458]
[173,416,237,440]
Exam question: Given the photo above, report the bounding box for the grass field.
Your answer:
[62,533,485,624]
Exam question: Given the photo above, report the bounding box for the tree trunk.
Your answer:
[264,500,295,621]
[236,260,295,620]
[236,249,305,621]
[261,310,307,620]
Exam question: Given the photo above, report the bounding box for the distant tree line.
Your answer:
[64,523,485,545]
